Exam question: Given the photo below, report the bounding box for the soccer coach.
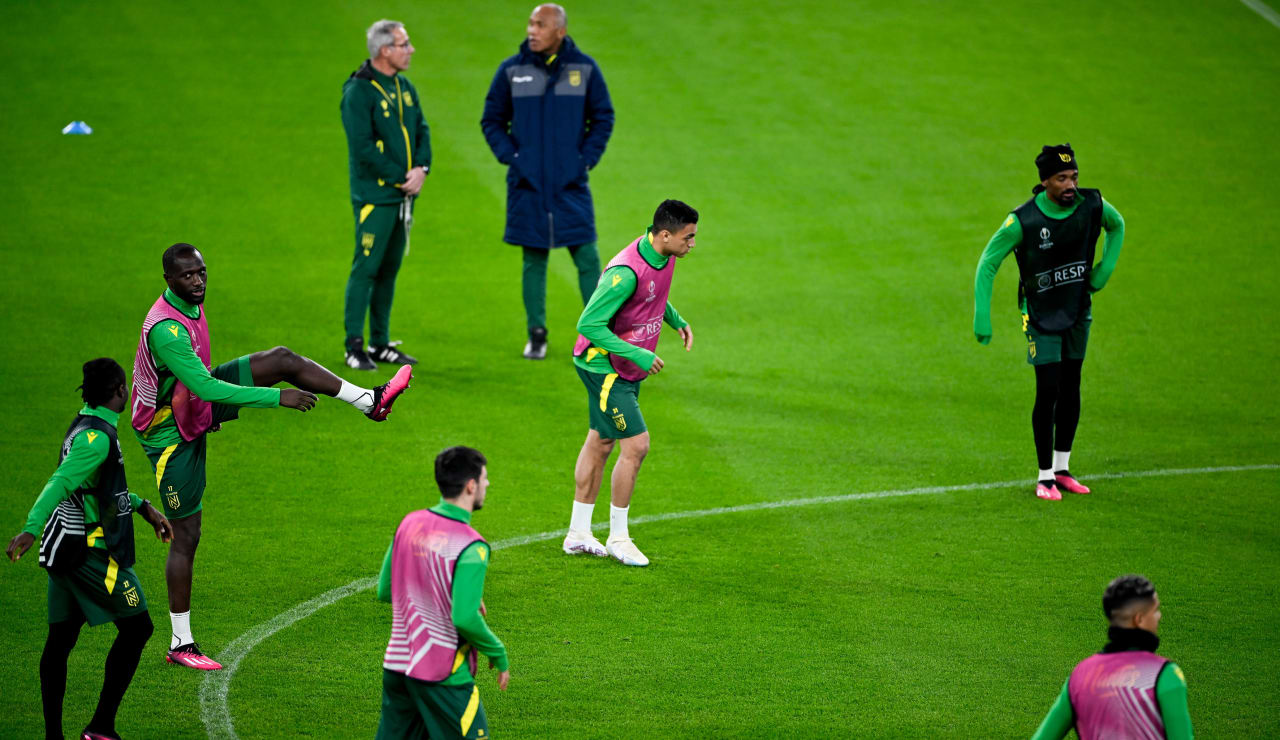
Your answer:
[481,3,615,360]
[340,19,430,371]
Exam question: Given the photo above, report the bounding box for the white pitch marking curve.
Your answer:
[200,463,1278,738]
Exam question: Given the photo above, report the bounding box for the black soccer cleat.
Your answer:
[523,326,548,360]
[368,342,418,366]
[345,338,377,371]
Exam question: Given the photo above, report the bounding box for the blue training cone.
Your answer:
[62,121,93,135]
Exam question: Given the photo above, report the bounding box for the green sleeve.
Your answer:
[577,266,657,371]
[451,541,509,671]
[1089,200,1125,293]
[149,321,280,408]
[376,539,393,603]
[407,80,431,169]
[129,492,144,510]
[663,301,688,330]
[1158,663,1194,739]
[341,85,406,184]
[1030,678,1074,740]
[22,429,109,536]
[973,213,1021,344]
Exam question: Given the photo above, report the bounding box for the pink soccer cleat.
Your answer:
[1036,482,1062,501]
[81,732,120,740]
[166,643,223,670]
[367,365,413,422]
[1055,472,1091,494]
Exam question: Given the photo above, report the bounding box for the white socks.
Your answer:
[1053,449,1071,472]
[567,501,631,541]
[170,611,193,649]
[610,504,630,541]
[569,501,595,534]
[337,380,374,413]
[1039,468,1054,483]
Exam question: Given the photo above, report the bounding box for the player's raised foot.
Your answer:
[1036,481,1062,501]
[606,537,650,567]
[523,327,548,360]
[562,530,608,557]
[1054,471,1091,494]
[367,365,413,422]
[166,642,223,670]
[368,342,418,366]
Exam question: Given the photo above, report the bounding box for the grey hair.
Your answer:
[535,3,567,28]
[366,20,404,58]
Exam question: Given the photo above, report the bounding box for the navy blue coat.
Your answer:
[481,37,614,249]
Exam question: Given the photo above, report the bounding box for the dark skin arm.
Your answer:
[8,499,172,562]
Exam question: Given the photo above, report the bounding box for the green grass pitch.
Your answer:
[2,0,1278,737]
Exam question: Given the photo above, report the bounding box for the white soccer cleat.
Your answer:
[606,537,649,567]
[562,530,607,557]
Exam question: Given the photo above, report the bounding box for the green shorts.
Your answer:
[48,548,148,626]
[577,365,646,439]
[377,670,490,740]
[1023,314,1091,366]
[142,356,252,519]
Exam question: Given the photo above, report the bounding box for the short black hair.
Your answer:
[79,358,126,408]
[434,446,487,499]
[162,243,202,275]
[651,199,699,235]
[1102,574,1156,621]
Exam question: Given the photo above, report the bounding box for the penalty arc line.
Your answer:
[199,462,1278,739]
[1241,0,1280,29]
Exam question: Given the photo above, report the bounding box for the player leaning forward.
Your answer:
[377,446,509,740]
[563,199,698,566]
[973,144,1125,501]
[7,358,173,740]
[132,243,413,669]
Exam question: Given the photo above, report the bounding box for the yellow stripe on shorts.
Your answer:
[460,685,481,736]
[155,444,178,491]
[599,373,618,412]
[104,556,119,594]
[359,203,376,225]
[86,526,103,548]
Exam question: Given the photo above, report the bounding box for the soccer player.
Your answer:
[561,199,697,567]
[133,243,413,670]
[376,446,510,740]
[1032,574,1193,739]
[973,144,1125,500]
[7,358,173,740]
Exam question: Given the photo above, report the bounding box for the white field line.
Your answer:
[200,462,1278,738]
[1242,0,1280,29]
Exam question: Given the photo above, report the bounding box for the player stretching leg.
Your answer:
[563,200,698,566]
[7,359,173,740]
[973,145,1124,500]
[132,243,413,670]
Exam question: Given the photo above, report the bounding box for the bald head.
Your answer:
[527,4,567,54]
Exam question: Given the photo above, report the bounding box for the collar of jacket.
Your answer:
[350,59,396,86]
[519,35,578,70]
[1101,626,1160,654]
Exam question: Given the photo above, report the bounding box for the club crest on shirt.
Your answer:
[569,70,581,87]
[403,92,414,106]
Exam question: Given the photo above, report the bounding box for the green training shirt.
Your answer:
[1031,662,1193,739]
[24,404,144,549]
[377,500,510,683]
[135,289,280,449]
[973,191,1125,342]
[574,231,688,375]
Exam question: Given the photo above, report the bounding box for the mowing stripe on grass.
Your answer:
[199,463,1278,739]
[1241,0,1280,29]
